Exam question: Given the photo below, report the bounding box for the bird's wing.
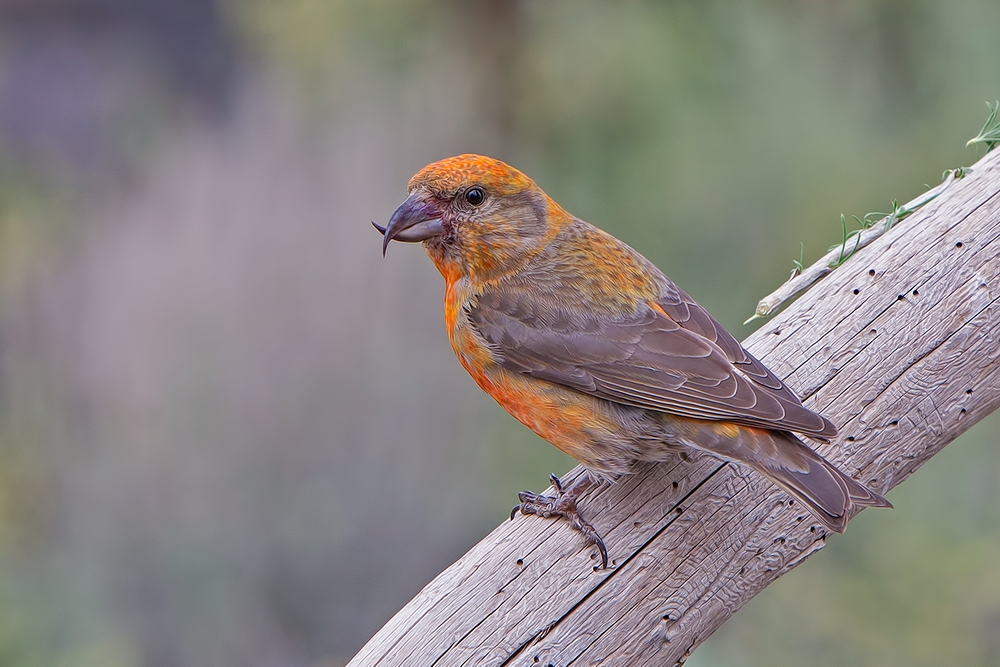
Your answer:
[468,281,837,439]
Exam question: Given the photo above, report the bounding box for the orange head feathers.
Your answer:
[378,154,572,283]
[407,154,537,198]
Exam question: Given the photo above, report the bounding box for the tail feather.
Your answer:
[751,432,891,533]
[681,423,891,533]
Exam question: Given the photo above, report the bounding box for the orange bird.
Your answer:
[375,154,890,567]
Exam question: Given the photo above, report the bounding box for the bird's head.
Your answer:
[376,154,569,283]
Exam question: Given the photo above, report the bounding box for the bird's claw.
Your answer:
[510,473,609,569]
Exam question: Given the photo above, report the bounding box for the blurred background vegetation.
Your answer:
[0,0,997,665]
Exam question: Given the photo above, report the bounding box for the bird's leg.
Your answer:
[511,472,609,569]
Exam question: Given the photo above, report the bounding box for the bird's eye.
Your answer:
[464,187,486,206]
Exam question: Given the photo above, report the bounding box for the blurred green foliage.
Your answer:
[0,1,997,665]
[228,0,1000,321]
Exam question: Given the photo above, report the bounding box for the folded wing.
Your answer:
[469,282,837,440]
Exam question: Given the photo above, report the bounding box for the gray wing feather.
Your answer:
[470,284,837,439]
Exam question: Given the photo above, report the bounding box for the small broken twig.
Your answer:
[750,102,1000,323]
[746,169,961,323]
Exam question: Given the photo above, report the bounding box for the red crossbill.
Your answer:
[375,154,890,568]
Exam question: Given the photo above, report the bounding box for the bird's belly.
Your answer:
[450,322,637,476]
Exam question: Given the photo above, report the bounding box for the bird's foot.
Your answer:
[511,473,609,569]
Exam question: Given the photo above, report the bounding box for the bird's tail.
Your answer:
[751,432,891,533]
[679,423,891,533]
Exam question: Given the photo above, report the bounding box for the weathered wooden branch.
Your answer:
[349,148,1000,667]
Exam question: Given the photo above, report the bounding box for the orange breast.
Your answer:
[440,271,627,472]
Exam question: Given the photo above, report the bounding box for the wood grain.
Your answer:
[348,148,1000,667]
